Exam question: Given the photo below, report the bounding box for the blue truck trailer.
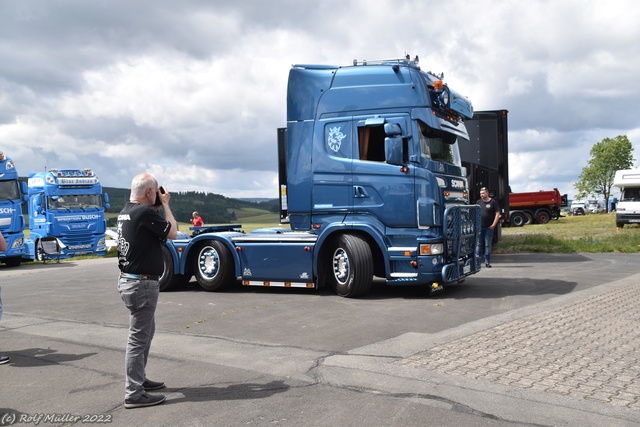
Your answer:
[0,151,28,266]
[160,56,482,297]
[24,168,110,260]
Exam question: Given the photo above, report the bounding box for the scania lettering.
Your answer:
[0,151,28,267]
[160,56,482,297]
[24,168,110,260]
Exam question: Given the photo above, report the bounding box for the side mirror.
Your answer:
[384,122,402,137]
[35,195,43,213]
[20,181,28,203]
[384,136,404,166]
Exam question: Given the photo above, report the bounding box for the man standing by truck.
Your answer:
[117,173,177,408]
[476,187,501,268]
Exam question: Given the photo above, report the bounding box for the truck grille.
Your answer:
[442,205,482,282]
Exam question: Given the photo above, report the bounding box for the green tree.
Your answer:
[574,135,634,212]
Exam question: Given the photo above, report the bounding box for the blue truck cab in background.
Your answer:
[0,151,28,267]
[24,168,110,260]
[161,56,482,297]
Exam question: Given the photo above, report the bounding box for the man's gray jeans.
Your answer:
[117,278,159,399]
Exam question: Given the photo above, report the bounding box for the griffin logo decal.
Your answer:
[328,126,346,152]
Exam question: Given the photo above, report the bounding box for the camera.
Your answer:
[153,186,166,207]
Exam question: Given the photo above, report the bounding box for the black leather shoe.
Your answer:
[142,379,166,391]
[125,393,166,409]
[485,263,492,268]
[0,356,10,365]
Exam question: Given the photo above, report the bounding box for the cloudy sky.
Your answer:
[1,0,639,200]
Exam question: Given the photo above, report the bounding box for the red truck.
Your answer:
[508,189,567,226]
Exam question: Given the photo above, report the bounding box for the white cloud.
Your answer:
[1,0,640,201]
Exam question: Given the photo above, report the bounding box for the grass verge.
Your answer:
[496,213,640,253]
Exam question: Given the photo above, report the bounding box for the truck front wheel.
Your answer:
[4,257,21,267]
[193,240,234,291]
[327,234,373,298]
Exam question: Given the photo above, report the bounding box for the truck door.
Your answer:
[352,116,416,227]
[311,119,354,218]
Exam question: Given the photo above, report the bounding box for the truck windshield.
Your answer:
[418,121,461,167]
[0,180,20,201]
[48,194,103,209]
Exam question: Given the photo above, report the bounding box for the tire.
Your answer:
[510,211,525,227]
[4,257,22,267]
[159,245,190,291]
[616,222,624,229]
[535,209,551,224]
[192,240,235,291]
[524,211,533,225]
[326,234,373,298]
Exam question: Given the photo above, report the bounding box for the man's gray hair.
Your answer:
[130,173,156,199]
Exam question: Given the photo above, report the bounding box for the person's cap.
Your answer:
[480,187,488,191]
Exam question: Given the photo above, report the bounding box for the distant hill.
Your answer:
[103,187,279,226]
[17,178,279,226]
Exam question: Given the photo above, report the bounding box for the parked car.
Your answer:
[570,200,587,215]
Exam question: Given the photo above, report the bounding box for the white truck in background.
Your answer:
[613,168,640,228]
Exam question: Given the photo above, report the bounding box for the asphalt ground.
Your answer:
[0,253,639,426]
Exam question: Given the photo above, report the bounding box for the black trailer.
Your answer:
[460,110,510,242]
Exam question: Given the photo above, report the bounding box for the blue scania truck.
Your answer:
[24,168,110,260]
[160,56,482,297]
[0,151,28,267]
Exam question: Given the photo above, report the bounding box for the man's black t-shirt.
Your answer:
[117,202,171,276]
[477,198,500,228]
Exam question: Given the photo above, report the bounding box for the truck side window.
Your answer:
[324,122,351,159]
[358,125,386,162]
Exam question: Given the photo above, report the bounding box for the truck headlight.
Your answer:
[12,238,24,248]
[420,243,444,255]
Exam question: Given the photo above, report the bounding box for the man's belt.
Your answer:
[120,273,160,281]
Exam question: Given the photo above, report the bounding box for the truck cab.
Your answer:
[25,168,110,260]
[613,168,640,228]
[0,151,28,266]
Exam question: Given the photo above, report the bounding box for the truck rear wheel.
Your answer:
[193,240,235,291]
[535,209,551,224]
[328,234,373,298]
[510,211,526,227]
[159,245,190,291]
[524,212,533,225]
